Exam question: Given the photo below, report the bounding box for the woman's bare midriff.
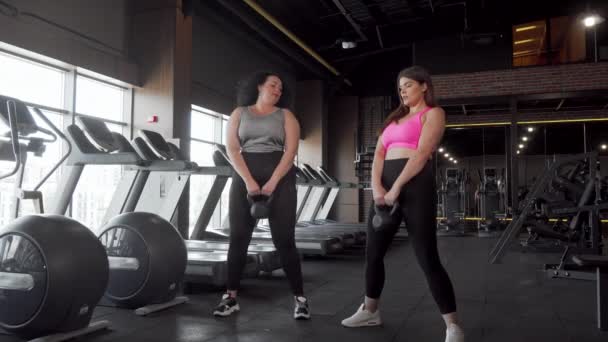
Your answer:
[385,146,417,160]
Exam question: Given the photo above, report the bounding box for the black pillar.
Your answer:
[509,98,519,213]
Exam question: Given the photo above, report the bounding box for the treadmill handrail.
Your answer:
[314,167,357,188]
[316,166,337,183]
[192,166,232,176]
[30,107,72,191]
[124,159,198,172]
[69,152,143,165]
[212,144,233,166]
[124,160,232,177]
[300,167,324,185]
[316,173,339,187]
[305,165,341,187]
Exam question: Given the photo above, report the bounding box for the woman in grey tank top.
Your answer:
[213,71,310,320]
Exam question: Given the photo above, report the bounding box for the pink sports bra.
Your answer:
[382,107,433,151]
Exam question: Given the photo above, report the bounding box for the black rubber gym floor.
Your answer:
[2,235,607,342]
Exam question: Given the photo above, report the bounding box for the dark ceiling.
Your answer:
[248,0,608,75]
[199,1,608,157]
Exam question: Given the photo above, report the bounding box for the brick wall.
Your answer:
[433,62,608,99]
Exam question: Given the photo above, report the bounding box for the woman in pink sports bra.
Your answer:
[342,66,465,342]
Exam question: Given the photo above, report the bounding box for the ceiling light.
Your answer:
[518,144,524,149]
[522,136,528,141]
[444,153,449,157]
[516,150,520,154]
[514,39,536,45]
[583,14,605,27]
[438,147,444,153]
[449,157,454,161]
[527,127,534,132]
[515,25,537,32]
[584,16,597,27]
[341,41,357,49]
[513,50,536,56]
[601,144,607,150]
[453,160,458,164]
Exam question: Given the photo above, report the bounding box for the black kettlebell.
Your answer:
[372,202,400,231]
[247,193,273,219]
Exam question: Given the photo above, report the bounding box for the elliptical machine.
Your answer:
[437,168,467,236]
[476,167,506,237]
[0,96,111,341]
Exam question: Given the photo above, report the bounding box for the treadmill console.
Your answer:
[484,168,496,180]
[446,168,458,180]
[0,95,39,136]
[295,167,310,182]
[77,116,120,152]
[212,150,231,167]
[138,129,173,160]
[212,144,232,166]
[317,166,335,182]
[132,137,158,160]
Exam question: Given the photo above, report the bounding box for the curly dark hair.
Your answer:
[236,71,291,108]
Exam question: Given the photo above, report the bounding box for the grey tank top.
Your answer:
[238,106,285,153]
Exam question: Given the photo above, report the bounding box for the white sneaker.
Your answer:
[341,304,382,327]
[445,323,464,342]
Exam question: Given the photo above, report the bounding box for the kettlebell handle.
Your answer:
[247,192,273,204]
[389,202,400,215]
[373,202,399,214]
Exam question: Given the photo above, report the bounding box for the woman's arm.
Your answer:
[391,107,445,190]
[225,107,259,192]
[371,136,387,204]
[262,109,300,193]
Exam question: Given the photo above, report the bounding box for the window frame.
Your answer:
[189,105,230,234]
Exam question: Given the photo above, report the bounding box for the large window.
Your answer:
[75,76,125,122]
[0,52,64,108]
[71,77,128,229]
[0,51,66,226]
[71,123,125,229]
[189,105,230,237]
[0,48,131,230]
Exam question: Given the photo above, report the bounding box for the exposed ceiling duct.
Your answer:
[331,0,368,42]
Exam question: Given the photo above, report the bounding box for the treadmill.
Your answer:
[49,116,258,287]
[190,144,344,256]
[292,165,367,244]
[300,165,408,240]
[308,165,354,224]
[239,162,359,247]
[123,130,282,273]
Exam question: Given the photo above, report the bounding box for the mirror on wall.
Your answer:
[437,126,507,217]
[436,121,607,229]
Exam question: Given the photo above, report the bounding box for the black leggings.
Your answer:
[366,158,456,314]
[227,151,303,295]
